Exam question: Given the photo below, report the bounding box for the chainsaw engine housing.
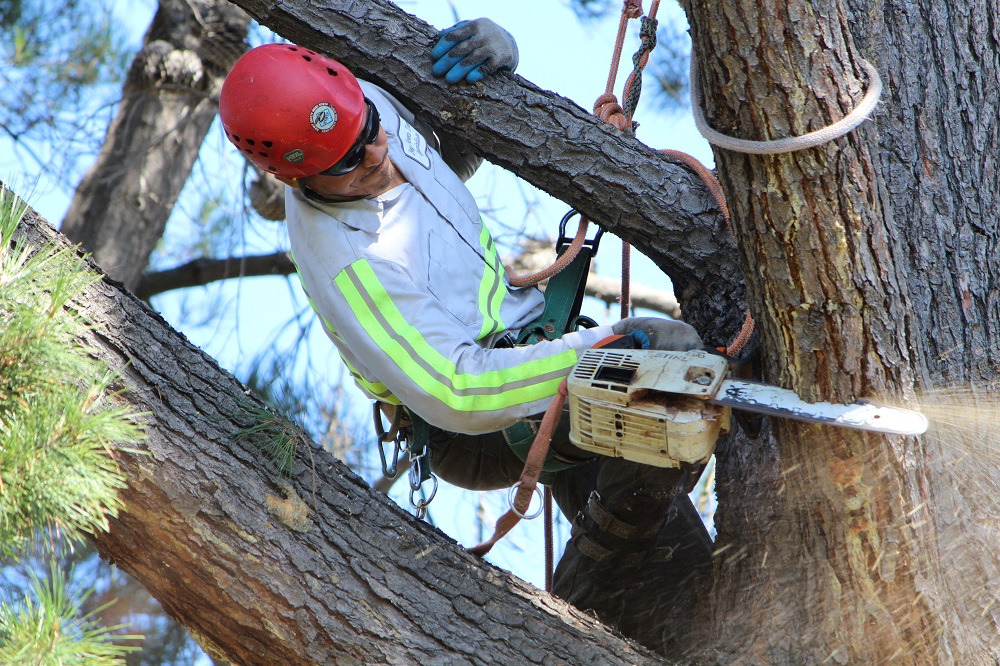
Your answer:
[567,348,731,468]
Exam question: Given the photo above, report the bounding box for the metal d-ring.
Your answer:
[508,481,544,520]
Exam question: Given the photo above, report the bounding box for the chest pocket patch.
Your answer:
[427,229,487,327]
[398,119,431,170]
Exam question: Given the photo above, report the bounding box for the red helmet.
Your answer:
[219,43,366,179]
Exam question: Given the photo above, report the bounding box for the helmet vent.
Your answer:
[246,139,256,146]
[327,68,339,76]
[263,141,273,148]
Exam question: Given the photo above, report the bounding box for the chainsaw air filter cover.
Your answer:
[567,348,732,468]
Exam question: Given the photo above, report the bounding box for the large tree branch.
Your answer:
[225,0,747,344]
[14,195,665,665]
[134,253,297,300]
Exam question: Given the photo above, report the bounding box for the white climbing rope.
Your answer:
[691,58,883,155]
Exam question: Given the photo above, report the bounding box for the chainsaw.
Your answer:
[566,348,929,469]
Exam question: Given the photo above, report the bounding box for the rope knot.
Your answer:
[638,15,658,44]
[593,93,630,130]
[623,0,643,19]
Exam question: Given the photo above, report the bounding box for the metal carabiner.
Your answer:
[373,400,404,442]
[373,401,403,478]
[409,476,439,520]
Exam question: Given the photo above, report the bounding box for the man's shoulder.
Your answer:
[358,81,406,124]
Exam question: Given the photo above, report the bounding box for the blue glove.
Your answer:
[612,317,704,352]
[430,18,519,84]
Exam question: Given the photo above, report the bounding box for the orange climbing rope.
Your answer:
[593,0,755,356]
[504,215,589,288]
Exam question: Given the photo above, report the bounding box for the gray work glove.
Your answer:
[430,18,519,84]
[612,317,704,351]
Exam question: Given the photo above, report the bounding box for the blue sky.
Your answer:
[1,0,717,590]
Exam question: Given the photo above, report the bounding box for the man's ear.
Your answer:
[274,174,300,189]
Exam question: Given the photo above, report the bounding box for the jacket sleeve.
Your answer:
[327,257,613,435]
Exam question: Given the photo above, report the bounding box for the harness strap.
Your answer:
[502,212,602,476]
[468,379,568,557]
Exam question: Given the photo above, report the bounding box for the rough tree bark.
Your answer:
[59,0,251,291]
[677,0,1000,663]
[10,200,665,665]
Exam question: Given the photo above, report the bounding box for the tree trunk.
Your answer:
[59,0,251,291]
[10,200,665,665]
[678,0,1000,662]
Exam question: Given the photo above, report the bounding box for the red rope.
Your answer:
[468,380,568,558]
[544,486,554,592]
[504,216,589,288]
[659,149,755,355]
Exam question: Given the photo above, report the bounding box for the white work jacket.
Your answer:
[286,82,613,435]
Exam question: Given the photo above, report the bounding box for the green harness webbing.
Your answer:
[502,211,603,476]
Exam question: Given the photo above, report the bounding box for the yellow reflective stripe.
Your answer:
[336,259,575,411]
[292,251,398,403]
[344,359,400,404]
[476,224,506,340]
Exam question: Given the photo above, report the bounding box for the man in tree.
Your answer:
[218,20,713,647]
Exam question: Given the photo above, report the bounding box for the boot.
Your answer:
[551,459,713,657]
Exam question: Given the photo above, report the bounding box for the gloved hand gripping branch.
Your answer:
[431,18,519,84]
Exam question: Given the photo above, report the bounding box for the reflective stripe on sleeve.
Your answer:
[290,251,399,404]
[476,223,506,341]
[342,357,400,404]
[335,259,576,412]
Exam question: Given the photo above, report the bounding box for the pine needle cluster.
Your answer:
[0,185,146,663]
[0,563,141,664]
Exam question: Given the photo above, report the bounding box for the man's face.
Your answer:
[294,125,404,200]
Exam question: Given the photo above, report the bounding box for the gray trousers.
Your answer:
[426,416,599,522]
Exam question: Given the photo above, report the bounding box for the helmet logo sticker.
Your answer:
[284,149,305,164]
[310,103,338,132]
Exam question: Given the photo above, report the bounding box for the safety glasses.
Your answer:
[316,98,381,177]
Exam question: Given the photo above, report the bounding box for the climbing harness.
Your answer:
[373,210,601,522]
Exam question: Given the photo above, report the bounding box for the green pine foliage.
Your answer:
[0,563,141,664]
[231,402,303,478]
[0,184,146,663]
